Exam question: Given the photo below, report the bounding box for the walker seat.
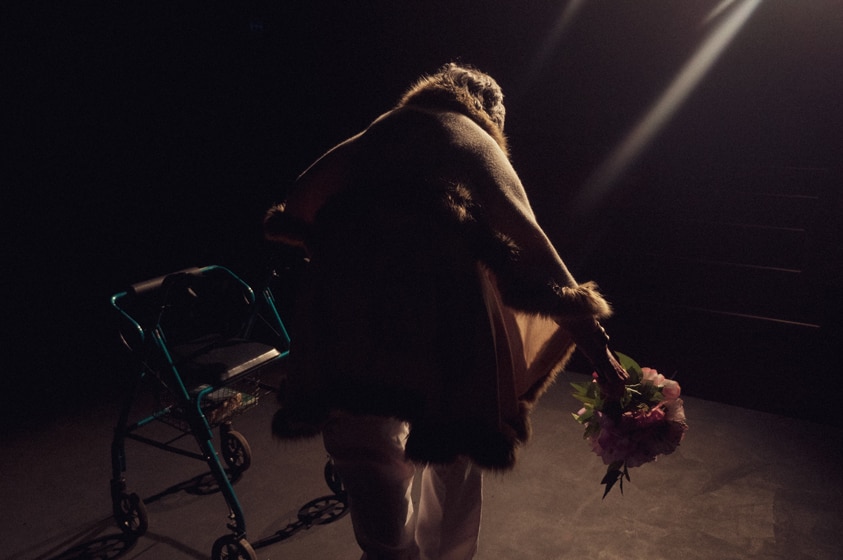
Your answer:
[109,264,291,560]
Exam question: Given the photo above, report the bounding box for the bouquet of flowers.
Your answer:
[572,352,688,497]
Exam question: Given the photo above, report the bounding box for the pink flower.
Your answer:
[641,367,665,387]
[642,367,682,400]
[664,397,687,425]
[573,354,689,496]
[662,379,681,400]
[585,402,688,468]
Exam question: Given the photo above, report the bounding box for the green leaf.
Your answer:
[572,394,596,406]
[571,381,600,406]
[570,381,593,394]
[601,461,626,498]
[615,351,644,384]
[614,352,640,372]
[582,426,599,441]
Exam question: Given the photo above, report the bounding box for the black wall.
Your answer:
[7,1,842,426]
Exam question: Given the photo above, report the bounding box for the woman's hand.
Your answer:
[564,318,629,401]
[592,346,629,402]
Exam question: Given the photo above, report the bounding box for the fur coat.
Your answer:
[265,91,611,470]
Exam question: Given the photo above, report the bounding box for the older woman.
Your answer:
[265,62,625,560]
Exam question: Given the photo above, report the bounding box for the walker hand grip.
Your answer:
[129,267,204,296]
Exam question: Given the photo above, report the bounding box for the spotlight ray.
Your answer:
[517,0,588,97]
[704,0,739,26]
[573,0,763,213]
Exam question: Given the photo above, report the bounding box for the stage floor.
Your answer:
[4,371,841,560]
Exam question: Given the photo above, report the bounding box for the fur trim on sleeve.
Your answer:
[492,272,613,322]
[550,280,613,320]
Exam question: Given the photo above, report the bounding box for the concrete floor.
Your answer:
[3,371,842,560]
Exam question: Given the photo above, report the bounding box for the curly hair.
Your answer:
[397,62,508,153]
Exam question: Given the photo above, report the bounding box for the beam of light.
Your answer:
[572,0,763,214]
[704,0,739,26]
[517,0,588,97]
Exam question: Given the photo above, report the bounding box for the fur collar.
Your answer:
[397,71,509,157]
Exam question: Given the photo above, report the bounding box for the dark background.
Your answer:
[6,1,843,427]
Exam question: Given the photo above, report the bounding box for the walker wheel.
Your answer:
[324,459,345,496]
[113,492,149,537]
[211,534,257,560]
[222,430,252,473]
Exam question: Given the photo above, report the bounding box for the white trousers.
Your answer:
[322,413,483,560]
